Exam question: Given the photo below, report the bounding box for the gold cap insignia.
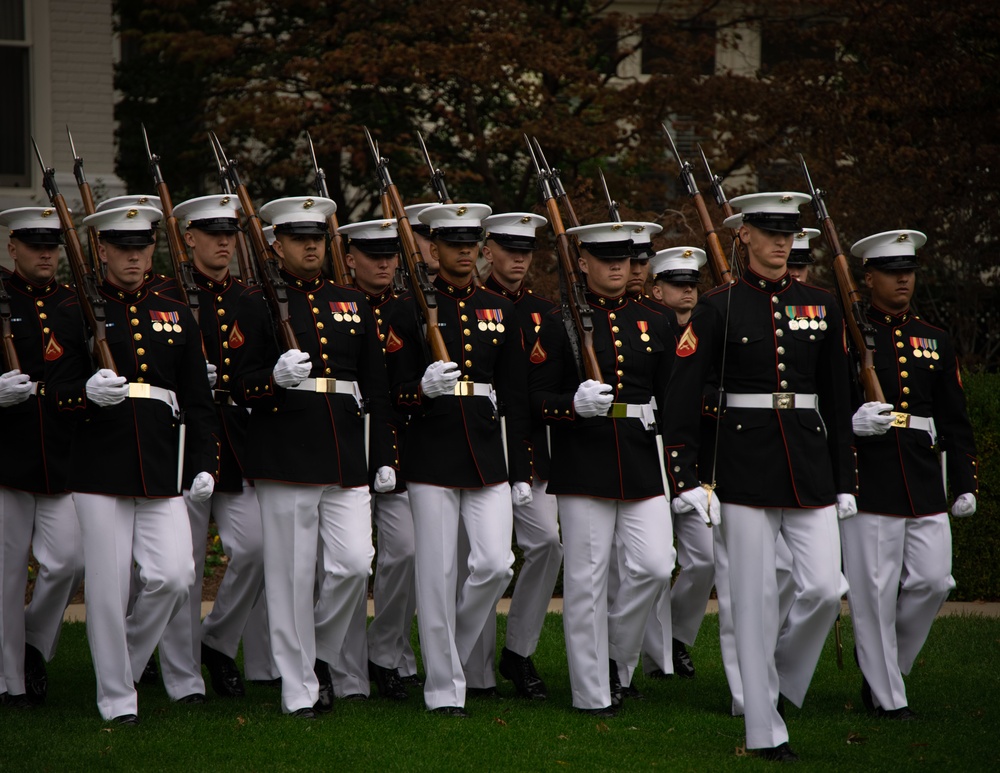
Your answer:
[127,209,138,218]
[303,199,315,209]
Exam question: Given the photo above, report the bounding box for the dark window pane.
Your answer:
[760,20,836,74]
[642,19,715,76]
[0,45,29,186]
[0,0,24,40]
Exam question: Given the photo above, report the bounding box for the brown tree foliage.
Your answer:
[115,0,999,368]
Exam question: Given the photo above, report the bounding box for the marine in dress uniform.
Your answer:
[663,193,857,762]
[0,208,85,708]
[641,247,715,681]
[231,196,395,718]
[328,217,417,702]
[531,222,675,716]
[841,230,978,719]
[458,212,563,701]
[151,195,276,705]
[786,228,820,284]
[45,205,220,724]
[385,203,532,716]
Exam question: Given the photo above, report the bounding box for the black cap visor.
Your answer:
[579,239,634,260]
[187,217,241,234]
[11,228,63,246]
[866,255,919,271]
[655,269,701,285]
[350,237,401,257]
[488,233,536,251]
[744,212,801,234]
[274,221,330,236]
[99,229,156,247]
[432,226,483,244]
[786,250,815,267]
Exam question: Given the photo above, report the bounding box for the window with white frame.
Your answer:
[0,0,29,187]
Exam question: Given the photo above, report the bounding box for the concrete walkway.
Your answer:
[62,598,1000,623]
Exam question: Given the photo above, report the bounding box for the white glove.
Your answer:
[419,360,460,399]
[272,349,312,388]
[852,401,895,437]
[836,493,858,520]
[85,368,129,407]
[206,362,218,389]
[672,486,720,526]
[951,492,977,518]
[189,471,215,502]
[374,466,397,494]
[0,369,33,407]
[511,481,533,507]
[573,379,614,418]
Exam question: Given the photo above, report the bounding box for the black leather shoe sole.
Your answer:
[578,706,617,718]
[290,707,317,719]
[177,693,206,705]
[752,742,799,762]
[430,706,469,717]
[113,714,140,726]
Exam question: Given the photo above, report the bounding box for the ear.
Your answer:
[6,241,15,259]
[183,230,196,248]
[428,241,440,261]
[738,225,751,244]
[272,238,285,259]
[482,244,493,264]
[864,270,874,288]
[344,250,356,270]
[97,241,108,264]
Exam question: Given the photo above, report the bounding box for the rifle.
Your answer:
[532,138,581,229]
[142,125,201,322]
[598,167,622,223]
[525,135,601,383]
[698,143,748,273]
[363,126,450,363]
[66,126,103,277]
[31,138,116,372]
[661,124,733,287]
[211,132,299,351]
[798,155,885,404]
[0,270,20,371]
[306,132,352,286]
[209,135,257,286]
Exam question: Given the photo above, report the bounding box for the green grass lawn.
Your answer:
[1,613,997,772]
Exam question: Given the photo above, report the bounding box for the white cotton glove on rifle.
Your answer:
[836,493,858,520]
[573,379,614,418]
[85,368,128,407]
[672,485,721,527]
[951,492,977,518]
[0,370,33,407]
[206,362,218,389]
[511,481,533,507]
[420,360,460,399]
[272,349,312,388]
[852,401,896,436]
[189,471,215,502]
[374,466,397,494]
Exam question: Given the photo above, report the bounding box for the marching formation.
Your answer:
[0,130,978,763]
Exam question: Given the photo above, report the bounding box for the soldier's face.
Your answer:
[413,231,439,273]
[483,240,532,289]
[9,238,60,285]
[788,265,810,283]
[185,228,235,279]
[627,258,650,295]
[274,232,326,278]
[99,241,154,291]
[579,252,629,297]
[865,268,915,312]
[652,280,698,313]
[430,238,478,285]
[741,224,792,278]
[346,247,398,295]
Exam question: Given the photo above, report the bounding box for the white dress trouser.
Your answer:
[74,493,194,719]
[559,495,674,710]
[1,489,83,695]
[158,482,271,699]
[408,482,514,710]
[463,480,562,687]
[255,481,373,714]
[840,511,954,711]
[717,529,797,715]
[722,503,842,750]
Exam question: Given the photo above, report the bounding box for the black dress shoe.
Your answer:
[467,686,502,698]
[340,693,368,702]
[875,705,917,720]
[201,643,246,698]
[368,660,409,700]
[752,742,799,762]
[624,683,644,700]
[400,673,423,687]
[1,693,34,709]
[499,647,548,700]
[24,644,48,704]
[430,706,469,717]
[579,706,617,718]
[609,659,624,709]
[314,659,334,714]
[138,657,160,686]
[113,714,140,726]
[646,668,672,680]
[248,678,282,688]
[290,707,317,720]
[672,638,696,679]
[177,693,206,705]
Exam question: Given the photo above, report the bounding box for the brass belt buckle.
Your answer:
[772,392,794,410]
[314,377,330,393]
[128,383,151,399]
[890,411,911,428]
[453,381,474,397]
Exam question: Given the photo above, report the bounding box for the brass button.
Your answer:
[140,363,148,372]
[134,333,142,341]
[137,348,145,356]
[465,344,472,351]
[901,371,909,378]
[131,318,139,327]
[900,401,909,409]
[898,356,907,363]
[321,337,328,344]
[902,387,910,394]
[218,308,226,316]
[896,341,904,349]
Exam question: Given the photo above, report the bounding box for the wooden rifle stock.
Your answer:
[799,155,885,403]
[32,139,116,372]
[212,134,299,352]
[0,272,20,371]
[697,144,747,277]
[209,135,257,286]
[305,133,351,286]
